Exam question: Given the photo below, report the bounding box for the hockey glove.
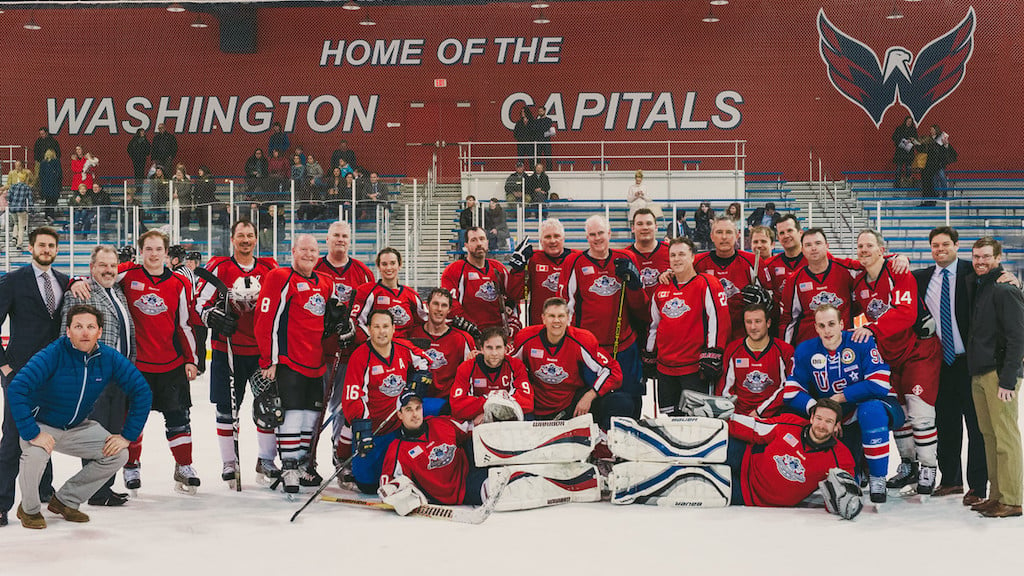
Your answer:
[507,239,534,273]
[408,370,434,396]
[323,298,353,339]
[740,283,771,307]
[679,390,736,419]
[352,418,375,456]
[913,310,937,339]
[337,317,357,347]
[204,307,239,337]
[819,468,863,520]
[640,348,659,380]
[614,258,642,291]
[699,347,724,383]
[452,316,482,339]
[504,306,523,338]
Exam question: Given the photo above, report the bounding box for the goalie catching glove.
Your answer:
[507,239,533,273]
[699,347,724,382]
[679,390,736,419]
[204,307,238,337]
[378,476,427,516]
[483,390,525,423]
[819,468,863,520]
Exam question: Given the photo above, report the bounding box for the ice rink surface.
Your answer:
[2,372,1022,576]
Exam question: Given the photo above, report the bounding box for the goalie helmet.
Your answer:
[250,368,284,429]
[229,276,262,314]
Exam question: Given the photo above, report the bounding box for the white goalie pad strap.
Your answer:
[483,391,525,423]
[490,463,601,511]
[473,414,598,467]
[607,462,731,507]
[609,417,728,464]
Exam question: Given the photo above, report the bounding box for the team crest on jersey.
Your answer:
[720,278,740,298]
[809,291,843,310]
[640,267,660,288]
[133,293,168,316]
[841,348,856,364]
[423,347,448,370]
[589,275,621,297]
[475,281,499,302]
[661,298,691,319]
[427,444,457,470]
[388,305,412,326]
[333,283,354,302]
[304,293,326,316]
[535,363,569,385]
[743,371,773,393]
[379,373,406,397]
[866,298,891,320]
[774,454,806,483]
[541,272,560,292]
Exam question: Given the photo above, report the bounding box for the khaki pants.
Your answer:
[971,370,1023,506]
[14,211,28,247]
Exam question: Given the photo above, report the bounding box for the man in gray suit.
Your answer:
[59,245,136,506]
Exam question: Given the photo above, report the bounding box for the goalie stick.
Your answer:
[320,470,508,525]
[195,267,242,492]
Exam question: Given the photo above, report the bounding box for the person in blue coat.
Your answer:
[7,304,152,529]
[783,304,904,504]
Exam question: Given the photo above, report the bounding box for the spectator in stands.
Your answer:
[33,128,60,174]
[172,165,194,227]
[324,166,350,219]
[665,209,691,242]
[7,161,30,187]
[459,195,477,248]
[505,161,527,204]
[151,123,177,170]
[6,183,34,249]
[693,202,714,250]
[306,154,324,193]
[746,202,781,230]
[485,197,511,252]
[920,124,950,206]
[513,107,535,167]
[529,106,555,165]
[148,165,170,206]
[331,139,357,173]
[526,162,550,205]
[71,184,96,231]
[81,152,99,192]
[267,122,289,157]
[359,172,387,219]
[294,146,307,165]
[245,148,269,198]
[725,202,742,225]
[337,156,355,180]
[891,116,918,188]
[626,169,663,222]
[91,182,112,224]
[290,153,307,196]
[70,146,85,192]
[127,129,150,192]
[193,165,216,208]
[267,149,289,194]
[38,149,62,219]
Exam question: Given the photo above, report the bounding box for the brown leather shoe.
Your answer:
[981,503,1022,518]
[16,504,46,529]
[934,484,964,497]
[47,497,90,523]
[963,491,985,507]
[971,498,1001,513]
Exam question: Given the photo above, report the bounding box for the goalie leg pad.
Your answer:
[607,461,731,507]
[491,463,601,511]
[473,414,597,467]
[609,417,728,463]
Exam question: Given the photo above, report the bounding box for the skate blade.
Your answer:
[256,473,279,486]
[128,489,139,498]
[175,482,199,496]
[225,478,239,491]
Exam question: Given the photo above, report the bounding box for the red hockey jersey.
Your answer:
[761,252,805,309]
[195,256,279,356]
[850,260,920,363]
[441,258,512,331]
[730,413,856,507]
[718,337,794,416]
[406,325,476,397]
[314,256,375,359]
[449,355,534,421]
[560,249,647,351]
[352,282,428,339]
[780,257,863,345]
[341,339,431,432]
[381,416,473,505]
[118,264,198,373]
[511,325,622,417]
[647,274,730,376]
[507,248,577,326]
[694,250,758,341]
[627,242,671,301]
[254,267,332,378]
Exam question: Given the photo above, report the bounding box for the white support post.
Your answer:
[3,200,10,272]
[876,201,882,232]
[272,207,279,263]
[436,204,442,281]
[254,207,260,258]
[69,206,76,277]
[228,180,234,226]
[945,201,951,226]
[96,206,101,245]
[290,179,296,245]
[672,204,678,238]
[403,205,410,287]
[413,178,419,286]
[116,209,122,248]
[807,201,814,228]
[739,201,746,251]
[207,205,213,260]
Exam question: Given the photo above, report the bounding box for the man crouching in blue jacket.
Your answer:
[7,304,152,529]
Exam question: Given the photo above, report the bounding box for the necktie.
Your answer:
[940,268,955,366]
[42,272,56,316]
[106,287,130,356]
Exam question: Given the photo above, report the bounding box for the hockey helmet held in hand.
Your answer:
[229,276,262,314]
[250,368,284,429]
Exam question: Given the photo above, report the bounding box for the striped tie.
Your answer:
[42,272,56,316]
[940,268,955,366]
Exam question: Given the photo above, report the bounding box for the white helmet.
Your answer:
[229,276,262,314]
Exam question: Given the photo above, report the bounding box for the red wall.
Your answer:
[0,1,1017,181]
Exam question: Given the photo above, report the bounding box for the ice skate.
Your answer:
[124,465,141,497]
[868,476,887,510]
[255,458,281,486]
[174,464,201,495]
[916,465,937,501]
[299,464,323,488]
[281,459,300,499]
[886,459,918,494]
[222,461,240,490]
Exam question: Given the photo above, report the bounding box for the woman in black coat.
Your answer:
[245,148,269,198]
[512,106,535,167]
[693,202,714,251]
[38,148,63,218]
[127,129,151,183]
[891,116,917,188]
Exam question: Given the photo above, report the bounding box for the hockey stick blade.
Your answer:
[194,266,230,297]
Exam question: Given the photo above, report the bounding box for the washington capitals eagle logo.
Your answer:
[817,7,975,127]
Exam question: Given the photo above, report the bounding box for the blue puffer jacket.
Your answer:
[8,337,152,442]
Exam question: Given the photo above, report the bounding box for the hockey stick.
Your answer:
[611,283,627,356]
[308,352,341,473]
[289,406,400,523]
[194,267,242,492]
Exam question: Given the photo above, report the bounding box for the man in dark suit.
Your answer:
[0,227,69,526]
[746,202,783,230]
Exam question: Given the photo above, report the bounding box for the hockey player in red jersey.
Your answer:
[254,234,333,494]
[693,216,760,342]
[442,227,515,334]
[749,225,775,264]
[762,214,805,312]
[719,303,794,417]
[407,288,476,416]
[342,309,432,493]
[626,209,670,301]
[195,218,281,486]
[726,398,856,509]
[352,247,427,339]
[512,297,631,428]
[852,229,941,495]
[647,237,730,415]
[560,215,646,416]
[506,218,578,326]
[450,327,533,423]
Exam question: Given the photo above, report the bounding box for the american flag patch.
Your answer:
[130,281,145,290]
[860,290,870,298]
[474,378,486,386]
[783,433,799,447]
[377,295,390,304]
[531,349,543,358]
[735,358,748,367]
[582,266,594,275]
[468,272,480,280]
[536,265,549,272]
[408,446,423,458]
[775,267,785,275]
[799,282,813,292]
[371,365,384,375]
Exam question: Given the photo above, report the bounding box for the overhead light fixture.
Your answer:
[530,2,550,7]
[23,13,41,30]
[533,10,550,24]
[702,8,719,23]
[343,0,361,10]
[359,14,376,26]
[166,3,186,12]
[886,3,904,19]
[710,0,729,5]
[190,15,208,28]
